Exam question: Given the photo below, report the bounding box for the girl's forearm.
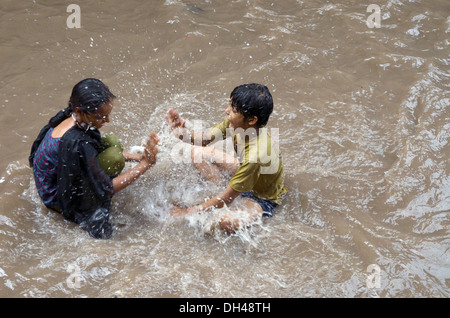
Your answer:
[123,151,142,162]
[112,160,151,193]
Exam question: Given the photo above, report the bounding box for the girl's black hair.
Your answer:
[63,78,116,116]
[230,83,273,127]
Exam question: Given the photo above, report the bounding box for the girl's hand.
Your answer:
[143,132,160,165]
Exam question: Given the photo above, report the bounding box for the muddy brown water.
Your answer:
[0,0,449,297]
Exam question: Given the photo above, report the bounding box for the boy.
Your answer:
[165,83,287,233]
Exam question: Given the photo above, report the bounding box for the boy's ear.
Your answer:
[248,116,258,126]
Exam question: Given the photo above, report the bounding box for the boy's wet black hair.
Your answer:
[230,83,273,127]
[64,78,116,116]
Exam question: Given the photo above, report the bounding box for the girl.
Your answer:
[29,78,159,239]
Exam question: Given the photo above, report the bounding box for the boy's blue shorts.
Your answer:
[240,192,278,218]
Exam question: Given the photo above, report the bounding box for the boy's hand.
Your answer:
[143,132,160,165]
[170,204,203,218]
[165,108,186,132]
[169,206,188,217]
[169,205,193,217]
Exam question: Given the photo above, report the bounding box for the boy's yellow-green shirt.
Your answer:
[210,119,288,205]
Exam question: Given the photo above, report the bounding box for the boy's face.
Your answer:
[225,102,257,130]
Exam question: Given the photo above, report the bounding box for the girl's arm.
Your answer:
[123,151,142,162]
[112,133,159,193]
[112,160,150,193]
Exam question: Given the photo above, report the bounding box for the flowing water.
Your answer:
[0,0,449,298]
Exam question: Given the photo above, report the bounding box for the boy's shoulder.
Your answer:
[236,128,280,167]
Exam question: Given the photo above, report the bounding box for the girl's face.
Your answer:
[76,99,114,130]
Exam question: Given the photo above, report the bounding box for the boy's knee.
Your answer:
[219,215,239,234]
[191,146,204,164]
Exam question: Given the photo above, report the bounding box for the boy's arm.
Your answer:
[171,185,241,216]
[165,108,216,146]
[197,185,241,212]
[173,128,215,147]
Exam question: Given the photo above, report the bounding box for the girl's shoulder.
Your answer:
[60,126,103,151]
